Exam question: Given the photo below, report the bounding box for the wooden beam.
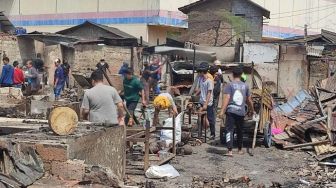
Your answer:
[283,140,330,149]
[156,154,176,166]
[126,138,146,142]
[144,125,150,171]
[126,131,145,139]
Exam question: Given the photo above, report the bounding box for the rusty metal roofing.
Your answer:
[284,29,336,44]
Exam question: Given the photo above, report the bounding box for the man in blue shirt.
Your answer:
[54,59,65,100]
[0,57,14,87]
[118,62,129,78]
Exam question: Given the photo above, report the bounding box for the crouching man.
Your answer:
[81,70,125,125]
[153,93,178,126]
[219,67,254,156]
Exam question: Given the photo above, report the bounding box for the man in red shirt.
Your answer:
[13,61,25,88]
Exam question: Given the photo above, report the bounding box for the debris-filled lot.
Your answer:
[2,2,336,186]
[125,121,336,188]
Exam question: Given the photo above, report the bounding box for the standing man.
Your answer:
[140,61,151,103]
[123,68,146,126]
[195,62,216,140]
[118,62,129,78]
[219,67,254,156]
[149,59,160,95]
[0,57,14,87]
[81,70,125,125]
[96,59,111,74]
[13,61,25,88]
[61,60,71,88]
[210,65,224,112]
[25,60,40,95]
[54,59,65,100]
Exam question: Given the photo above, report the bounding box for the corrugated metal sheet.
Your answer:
[276,90,312,114]
[306,46,324,57]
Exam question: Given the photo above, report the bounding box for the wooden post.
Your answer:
[130,47,134,70]
[172,114,176,155]
[251,62,255,88]
[327,106,334,144]
[144,124,150,171]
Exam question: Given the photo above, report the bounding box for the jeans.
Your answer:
[54,82,65,97]
[125,101,139,125]
[225,112,245,150]
[65,75,70,88]
[207,105,216,136]
[14,84,22,89]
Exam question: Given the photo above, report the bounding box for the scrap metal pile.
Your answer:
[272,76,336,161]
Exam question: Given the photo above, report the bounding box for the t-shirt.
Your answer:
[13,68,24,84]
[213,74,223,98]
[118,65,128,77]
[61,63,70,76]
[159,93,176,109]
[199,77,214,106]
[26,67,40,91]
[141,66,150,81]
[149,64,160,80]
[33,59,44,72]
[96,62,109,73]
[54,66,65,85]
[223,81,251,116]
[81,83,122,124]
[123,76,143,102]
[0,64,14,85]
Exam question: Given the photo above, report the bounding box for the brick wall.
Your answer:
[73,44,131,74]
[183,0,264,46]
[0,34,21,63]
[232,0,263,41]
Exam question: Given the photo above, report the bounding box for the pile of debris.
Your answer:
[296,161,336,187]
[272,76,336,162]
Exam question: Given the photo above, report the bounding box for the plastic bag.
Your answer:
[145,164,180,179]
[160,112,183,145]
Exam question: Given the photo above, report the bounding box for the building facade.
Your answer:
[179,0,270,46]
[0,0,197,44]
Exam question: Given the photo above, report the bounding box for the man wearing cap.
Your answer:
[123,68,146,126]
[195,62,216,140]
[96,59,111,74]
[219,67,254,156]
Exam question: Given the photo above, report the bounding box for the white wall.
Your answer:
[253,0,336,33]
[243,43,279,63]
